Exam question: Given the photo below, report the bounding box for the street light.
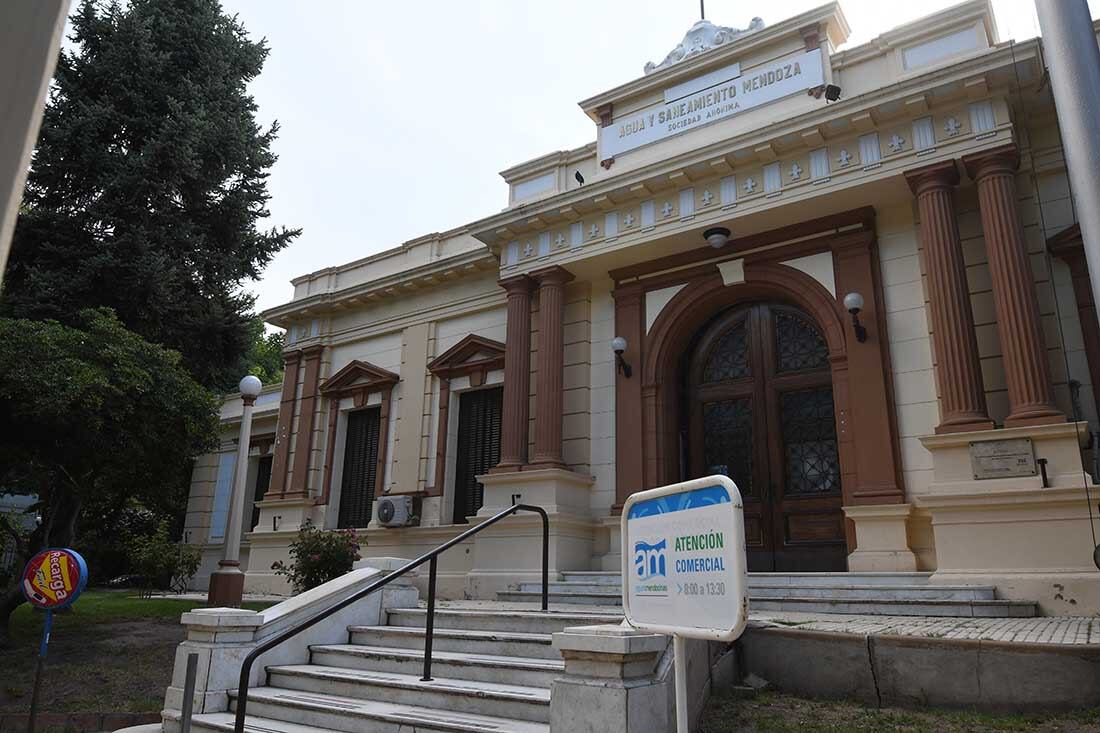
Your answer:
[207,375,263,607]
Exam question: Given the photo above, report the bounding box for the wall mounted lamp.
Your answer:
[843,292,867,343]
[703,226,731,249]
[612,336,633,378]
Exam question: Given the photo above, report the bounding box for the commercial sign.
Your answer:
[599,47,825,159]
[21,548,88,610]
[621,475,748,641]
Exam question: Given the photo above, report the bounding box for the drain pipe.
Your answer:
[1034,0,1100,330]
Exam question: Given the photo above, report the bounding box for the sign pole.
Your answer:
[674,634,689,733]
[19,548,89,733]
[26,608,53,733]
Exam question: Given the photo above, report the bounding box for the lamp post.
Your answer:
[207,375,263,607]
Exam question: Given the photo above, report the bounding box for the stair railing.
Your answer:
[232,502,549,733]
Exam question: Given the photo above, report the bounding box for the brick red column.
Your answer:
[286,345,324,497]
[531,266,574,470]
[495,275,533,472]
[964,144,1064,426]
[905,160,994,433]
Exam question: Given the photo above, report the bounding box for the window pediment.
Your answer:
[321,360,400,395]
[428,334,506,379]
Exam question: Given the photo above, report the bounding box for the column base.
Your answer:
[206,566,245,607]
[935,418,994,434]
[842,504,918,572]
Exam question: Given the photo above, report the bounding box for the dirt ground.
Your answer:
[702,691,1100,733]
[1,618,184,713]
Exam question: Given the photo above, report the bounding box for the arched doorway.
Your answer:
[684,301,846,572]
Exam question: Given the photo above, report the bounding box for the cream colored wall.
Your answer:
[588,279,617,512]
[878,201,939,500]
[563,282,593,475]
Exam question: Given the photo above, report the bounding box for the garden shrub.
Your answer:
[271,521,362,593]
[125,520,203,597]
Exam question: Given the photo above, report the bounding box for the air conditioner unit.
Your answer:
[377,496,416,527]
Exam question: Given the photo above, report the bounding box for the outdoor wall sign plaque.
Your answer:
[969,437,1037,480]
[621,475,748,733]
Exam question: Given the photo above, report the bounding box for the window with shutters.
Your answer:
[452,387,503,524]
[250,454,273,531]
[338,407,382,529]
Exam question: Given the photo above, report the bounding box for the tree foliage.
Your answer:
[0,309,219,639]
[244,319,286,385]
[2,0,299,390]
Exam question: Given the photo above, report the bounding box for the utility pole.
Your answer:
[1034,0,1100,328]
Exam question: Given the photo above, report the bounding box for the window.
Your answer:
[452,387,503,524]
[338,407,382,529]
[251,454,273,531]
[208,452,237,541]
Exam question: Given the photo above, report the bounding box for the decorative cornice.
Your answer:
[644,18,765,75]
[262,248,497,327]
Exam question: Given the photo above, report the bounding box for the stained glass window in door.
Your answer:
[779,386,840,495]
[702,398,753,494]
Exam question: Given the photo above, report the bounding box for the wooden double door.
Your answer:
[686,302,846,572]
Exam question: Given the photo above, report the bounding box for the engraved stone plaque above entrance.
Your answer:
[602,47,825,159]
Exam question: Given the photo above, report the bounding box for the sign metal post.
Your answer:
[20,548,88,733]
[621,475,748,733]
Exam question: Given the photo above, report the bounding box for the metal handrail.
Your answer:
[232,502,549,733]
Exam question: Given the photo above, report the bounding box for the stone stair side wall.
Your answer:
[161,558,418,733]
[551,624,737,733]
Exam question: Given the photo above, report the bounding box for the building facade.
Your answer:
[185,0,1100,615]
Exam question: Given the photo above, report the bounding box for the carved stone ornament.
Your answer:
[645,17,765,75]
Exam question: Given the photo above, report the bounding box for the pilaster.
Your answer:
[531,266,575,470]
[495,275,534,472]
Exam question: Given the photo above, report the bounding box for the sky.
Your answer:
[210,0,1099,320]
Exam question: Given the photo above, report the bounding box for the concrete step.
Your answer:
[214,687,549,733]
[348,624,559,660]
[517,581,995,601]
[750,596,1038,617]
[748,584,997,601]
[386,607,622,634]
[497,590,623,606]
[498,590,1035,616]
[310,644,563,687]
[749,572,935,587]
[265,664,551,723]
[560,571,936,587]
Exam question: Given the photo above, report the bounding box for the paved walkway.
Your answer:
[433,600,1100,646]
[750,610,1100,645]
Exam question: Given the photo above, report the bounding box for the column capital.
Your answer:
[904,159,960,195]
[962,143,1020,182]
[498,273,534,294]
[531,265,575,287]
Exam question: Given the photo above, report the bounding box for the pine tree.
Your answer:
[2,0,299,390]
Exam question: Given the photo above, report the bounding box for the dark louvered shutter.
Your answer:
[338,406,381,529]
[250,455,273,530]
[452,387,503,524]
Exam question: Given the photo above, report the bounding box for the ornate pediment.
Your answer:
[321,359,400,395]
[644,17,765,74]
[428,334,506,379]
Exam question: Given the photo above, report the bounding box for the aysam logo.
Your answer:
[634,539,667,580]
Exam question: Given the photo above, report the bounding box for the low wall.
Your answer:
[735,624,1100,711]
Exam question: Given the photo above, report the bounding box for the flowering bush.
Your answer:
[271,520,362,593]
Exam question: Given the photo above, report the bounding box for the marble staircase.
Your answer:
[187,606,622,733]
[497,571,1039,617]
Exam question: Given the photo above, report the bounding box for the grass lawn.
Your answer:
[1,589,273,714]
[702,691,1100,732]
